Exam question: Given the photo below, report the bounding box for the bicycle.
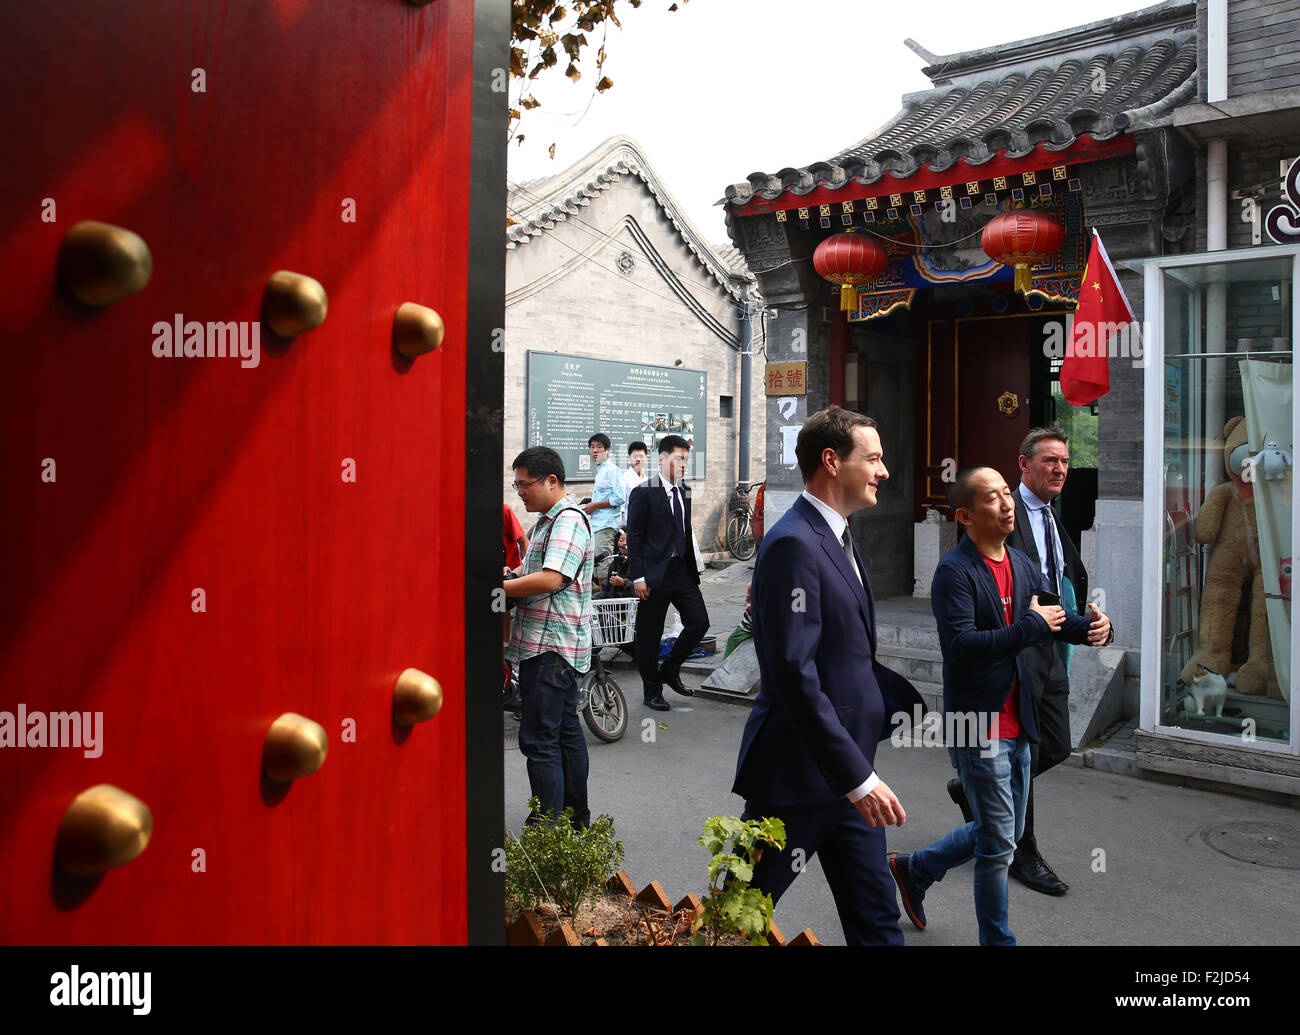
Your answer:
[725,481,760,561]
[578,598,634,742]
[502,597,632,743]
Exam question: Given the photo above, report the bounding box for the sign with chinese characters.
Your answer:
[525,351,706,480]
[765,362,807,396]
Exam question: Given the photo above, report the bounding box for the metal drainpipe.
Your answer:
[738,300,753,483]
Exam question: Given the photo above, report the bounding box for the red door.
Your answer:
[956,315,1034,492]
[0,0,505,944]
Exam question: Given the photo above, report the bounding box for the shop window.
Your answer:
[1154,253,1293,745]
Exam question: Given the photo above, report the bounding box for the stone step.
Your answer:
[874,644,944,685]
[875,621,941,651]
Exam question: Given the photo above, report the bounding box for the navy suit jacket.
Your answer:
[625,475,699,588]
[733,495,922,807]
[930,535,1091,742]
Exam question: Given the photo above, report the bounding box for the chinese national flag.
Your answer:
[1062,229,1135,406]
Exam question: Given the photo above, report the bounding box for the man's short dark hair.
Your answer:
[628,440,648,455]
[948,465,995,513]
[512,446,565,485]
[795,406,877,482]
[658,434,689,454]
[588,432,611,450]
[1019,424,1068,462]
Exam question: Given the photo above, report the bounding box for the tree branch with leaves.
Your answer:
[509,0,688,147]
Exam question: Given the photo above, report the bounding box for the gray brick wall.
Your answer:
[1229,143,1296,249]
[1097,269,1147,502]
[1228,0,1300,95]
[504,176,766,550]
[1198,1,1300,98]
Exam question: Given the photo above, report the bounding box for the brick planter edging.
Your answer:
[505,870,820,946]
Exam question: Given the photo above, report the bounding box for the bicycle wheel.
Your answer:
[581,673,628,742]
[727,513,756,560]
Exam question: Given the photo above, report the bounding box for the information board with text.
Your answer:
[525,351,707,481]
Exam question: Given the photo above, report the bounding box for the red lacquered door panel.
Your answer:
[0,0,505,944]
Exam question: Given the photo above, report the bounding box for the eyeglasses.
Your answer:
[511,476,544,491]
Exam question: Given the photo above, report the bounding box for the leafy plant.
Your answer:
[504,798,624,916]
[692,815,786,946]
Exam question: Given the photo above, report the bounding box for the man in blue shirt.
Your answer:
[584,433,625,584]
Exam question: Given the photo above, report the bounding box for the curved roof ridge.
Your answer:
[509,134,758,301]
[724,20,1196,210]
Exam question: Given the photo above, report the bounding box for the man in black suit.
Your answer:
[732,407,922,945]
[945,425,1112,896]
[625,435,709,711]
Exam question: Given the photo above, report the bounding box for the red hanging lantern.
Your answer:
[813,230,888,311]
[980,210,1064,294]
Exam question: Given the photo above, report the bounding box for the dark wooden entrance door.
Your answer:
[955,316,1034,491]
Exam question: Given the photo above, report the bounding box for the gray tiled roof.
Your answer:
[508,135,758,301]
[726,1,1196,207]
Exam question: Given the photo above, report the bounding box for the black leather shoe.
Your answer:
[1010,853,1068,896]
[888,853,927,931]
[947,778,973,824]
[659,665,695,697]
[644,695,670,711]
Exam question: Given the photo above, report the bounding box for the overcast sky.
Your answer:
[508,0,1163,244]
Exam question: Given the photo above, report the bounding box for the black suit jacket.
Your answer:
[733,495,922,807]
[1005,484,1091,770]
[625,474,699,589]
[1007,485,1088,612]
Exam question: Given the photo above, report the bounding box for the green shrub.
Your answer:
[693,815,786,946]
[504,798,624,916]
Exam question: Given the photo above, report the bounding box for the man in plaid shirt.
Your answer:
[503,446,594,828]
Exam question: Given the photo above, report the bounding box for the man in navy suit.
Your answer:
[888,467,1109,945]
[732,407,922,946]
[625,435,709,711]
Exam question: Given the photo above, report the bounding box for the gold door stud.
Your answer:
[262,271,327,339]
[393,303,445,359]
[393,668,444,726]
[56,784,153,876]
[58,221,153,306]
[262,712,329,783]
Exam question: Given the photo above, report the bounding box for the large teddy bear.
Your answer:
[1179,416,1283,698]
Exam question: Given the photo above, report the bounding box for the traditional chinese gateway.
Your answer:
[725,1,1198,608]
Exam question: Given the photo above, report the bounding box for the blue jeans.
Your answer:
[517,651,590,829]
[908,737,1030,945]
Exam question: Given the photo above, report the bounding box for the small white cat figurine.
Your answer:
[1185,666,1228,718]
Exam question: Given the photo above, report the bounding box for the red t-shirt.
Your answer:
[503,504,525,569]
[981,551,1022,740]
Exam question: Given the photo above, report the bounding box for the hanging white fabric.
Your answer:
[1239,358,1293,701]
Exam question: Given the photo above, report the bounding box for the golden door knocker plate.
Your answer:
[997,391,1019,417]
